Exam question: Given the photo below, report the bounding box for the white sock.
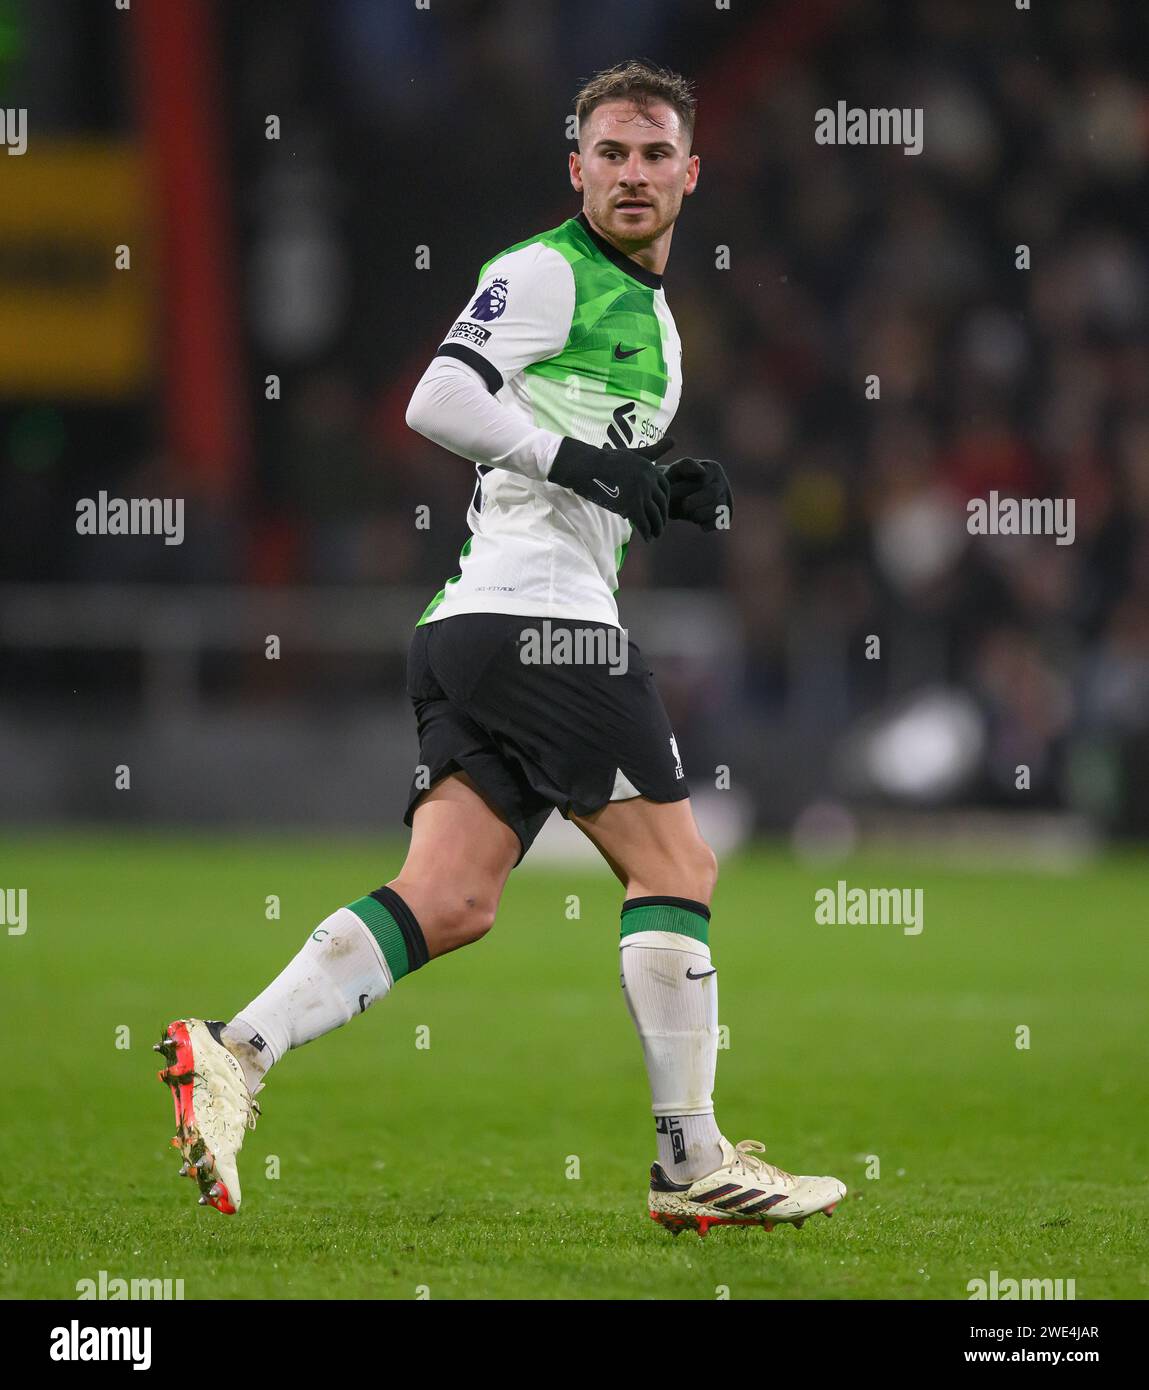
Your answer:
[620,916,723,1183]
[654,1114,724,1183]
[224,906,393,1091]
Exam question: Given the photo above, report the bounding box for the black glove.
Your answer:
[548,435,675,541]
[658,457,734,532]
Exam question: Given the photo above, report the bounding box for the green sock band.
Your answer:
[620,896,710,945]
[346,891,426,981]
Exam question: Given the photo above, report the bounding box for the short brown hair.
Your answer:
[574,60,696,149]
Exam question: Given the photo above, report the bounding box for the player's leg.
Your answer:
[222,769,519,1090]
[571,792,845,1236]
[571,793,721,1178]
[385,769,521,959]
[158,770,521,1213]
[157,610,551,1214]
[572,793,717,902]
[426,617,726,1199]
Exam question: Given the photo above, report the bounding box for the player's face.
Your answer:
[572,99,698,249]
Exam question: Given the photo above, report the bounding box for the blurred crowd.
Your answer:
[3,0,1147,829]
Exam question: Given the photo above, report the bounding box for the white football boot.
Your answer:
[649,1136,846,1237]
[155,1018,263,1215]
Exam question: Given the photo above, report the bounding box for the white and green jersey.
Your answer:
[414,211,683,629]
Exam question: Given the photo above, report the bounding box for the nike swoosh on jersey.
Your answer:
[613,343,645,359]
[686,967,717,980]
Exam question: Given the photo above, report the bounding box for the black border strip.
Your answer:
[576,210,664,290]
[621,895,711,921]
[370,885,430,973]
[434,341,503,395]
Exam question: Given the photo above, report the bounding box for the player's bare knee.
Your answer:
[634,837,717,905]
[684,838,718,903]
[437,890,499,947]
[668,837,717,903]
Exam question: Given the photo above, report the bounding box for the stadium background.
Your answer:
[2,0,1147,850]
[0,0,1147,1308]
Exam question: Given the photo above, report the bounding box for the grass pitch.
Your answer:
[1,832,1146,1300]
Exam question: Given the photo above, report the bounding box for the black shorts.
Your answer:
[403,613,689,863]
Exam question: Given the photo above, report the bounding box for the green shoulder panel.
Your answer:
[478,217,672,412]
[529,219,670,411]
